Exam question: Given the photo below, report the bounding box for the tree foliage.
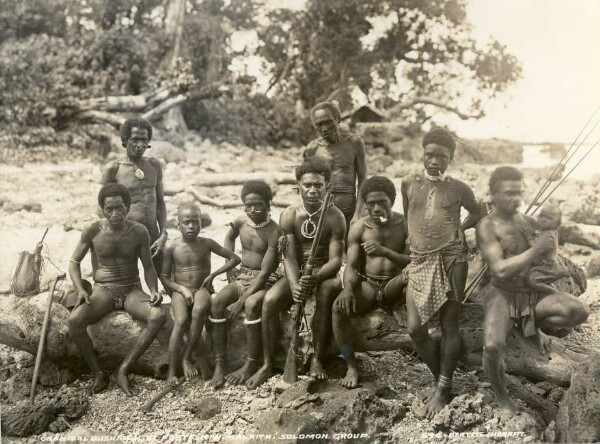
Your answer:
[0,0,521,155]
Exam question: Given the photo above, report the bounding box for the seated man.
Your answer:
[246,157,346,389]
[68,184,167,396]
[333,176,410,388]
[209,180,282,388]
[477,166,590,416]
[525,204,569,294]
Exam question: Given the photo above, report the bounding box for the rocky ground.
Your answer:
[1,139,599,443]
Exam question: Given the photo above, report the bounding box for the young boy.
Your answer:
[401,128,481,418]
[209,180,283,388]
[525,204,569,293]
[161,203,241,384]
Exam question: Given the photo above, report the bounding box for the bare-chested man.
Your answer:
[333,176,410,388]
[303,101,367,230]
[161,203,240,384]
[246,157,346,389]
[102,118,167,271]
[477,166,589,416]
[209,181,282,388]
[68,184,167,396]
[525,204,569,294]
[401,128,481,418]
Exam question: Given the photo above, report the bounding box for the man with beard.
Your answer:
[477,166,589,416]
[333,176,410,388]
[303,101,367,230]
[102,118,167,271]
[68,184,167,396]
[246,157,346,389]
[208,180,283,388]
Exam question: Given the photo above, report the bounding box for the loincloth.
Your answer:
[359,269,409,308]
[94,280,142,310]
[234,266,283,295]
[407,242,465,325]
[489,276,537,337]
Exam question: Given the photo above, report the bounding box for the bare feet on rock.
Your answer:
[497,396,519,419]
[309,357,327,380]
[197,356,213,380]
[246,364,273,390]
[182,359,198,380]
[209,360,226,389]
[91,371,110,394]
[116,366,133,397]
[533,330,552,355]
[420,386,437,403]
[226,359,259,385]
[424,387,451,420]
[340,366,359,389]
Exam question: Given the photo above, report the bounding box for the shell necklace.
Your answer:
[301,203,323,239]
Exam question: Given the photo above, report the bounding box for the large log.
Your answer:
[0,279,590,385]
[193,172,296,187]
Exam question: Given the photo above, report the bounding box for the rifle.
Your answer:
[282,190,334,383]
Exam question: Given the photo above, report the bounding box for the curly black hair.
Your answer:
[422,128,456,155]
[120,118,153,144]
[295,156,331,182]
[360,176,396,204]
[98,183,131,209]
[489,166,523,193]
[310,101,341,122]
[241,180,273,204]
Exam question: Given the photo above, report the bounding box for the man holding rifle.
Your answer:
[246,157,346,389]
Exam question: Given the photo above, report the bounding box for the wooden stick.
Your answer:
[30,273,66,404]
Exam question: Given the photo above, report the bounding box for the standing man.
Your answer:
[401,128,480,418]
[68,184,167,396]
[333,176,410,388]
[477,166,589,416]
[246,157,346,389]
[102,118,168,271]
[304,101,367,229]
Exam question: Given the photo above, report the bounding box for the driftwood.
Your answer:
[0,282,590,385]
[506,374,558,424]
[73,84,224,128]
[193,172,296,187]
[187,187,292,209]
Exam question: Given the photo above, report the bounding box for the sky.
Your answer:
[263,0,600,143]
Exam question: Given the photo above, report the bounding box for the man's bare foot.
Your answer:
[340,366,359,389]
[246,364,273,390]
[226,359,259,385]
[533,330,552,355]
[166,374,179,387]
[420,386,437,403]
[497,396,518,419]
[197,356,213,380]
[182,359,198,380]
[209,361,226,389]
[424,388,451,420]
[116,366,133,397]
[91,371,110,393]
[309,357,327,380]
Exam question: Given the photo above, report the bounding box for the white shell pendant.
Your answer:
[134,168,145,180]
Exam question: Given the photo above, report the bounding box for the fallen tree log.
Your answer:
[0,262,590,384]
[193,172,296,187]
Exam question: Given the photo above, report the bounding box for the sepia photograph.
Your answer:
[0,0,598,443]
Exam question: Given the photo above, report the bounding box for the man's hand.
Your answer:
[201,275,215,294]
[150,291,163,307]
[334,292,356,316]
[299,274,317,292]
[182,287,194,306]
[151,233,168,258]
[75,288,91,307]
[362,240,386,257]
[226,268,240,284]
[532,231,556,255]
[225,300,244,320]
[292,285,309,303]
